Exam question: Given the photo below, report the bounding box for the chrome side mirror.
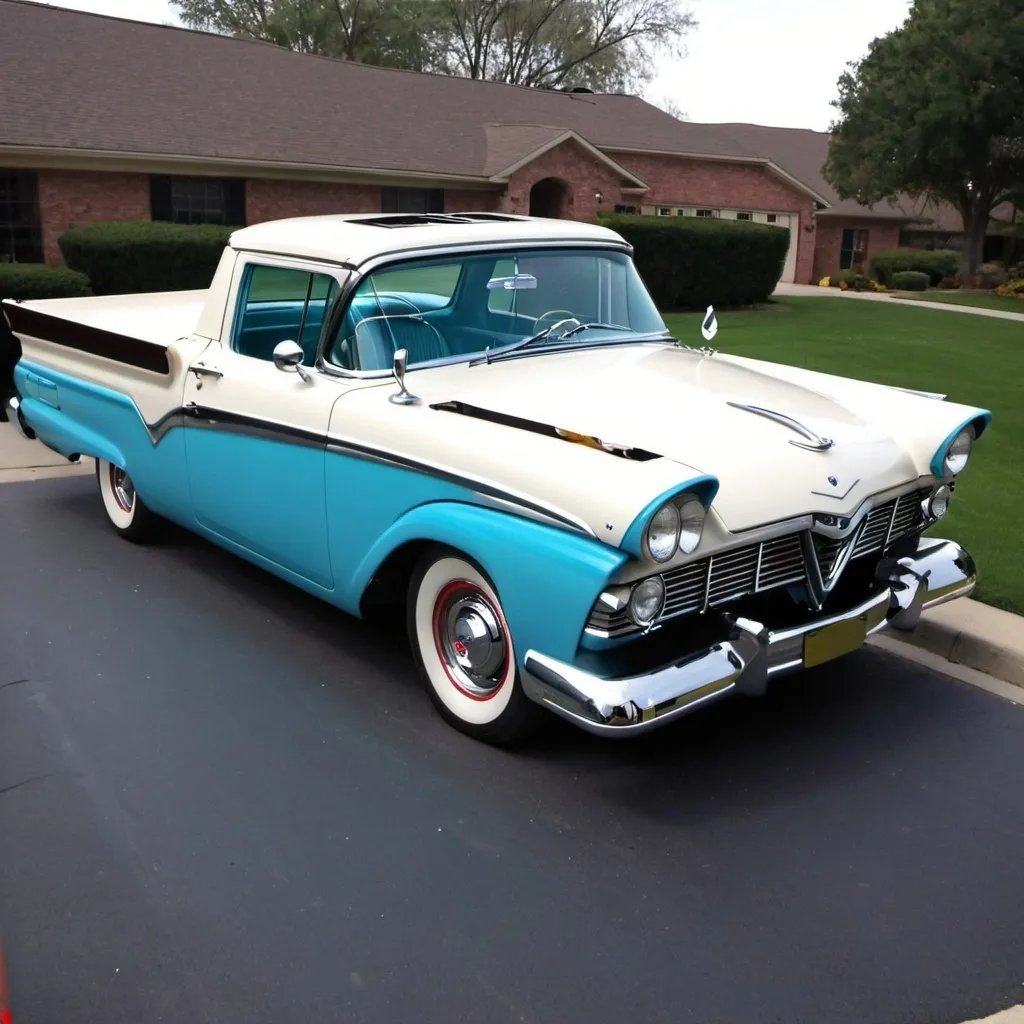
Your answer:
[272,340,311,383]
[389,347,419,405]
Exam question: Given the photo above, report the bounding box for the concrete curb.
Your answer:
[875,597,1024,691]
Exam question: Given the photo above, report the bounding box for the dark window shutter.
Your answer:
[381,187,399,213]
[426,189,444,213]
[150,176,172,221]
[225,179,247,226]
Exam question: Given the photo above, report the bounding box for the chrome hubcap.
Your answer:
[434,584,508,698]
[110,466,135,513]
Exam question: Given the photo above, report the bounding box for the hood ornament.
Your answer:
[701,305,718,343]
[727,402,834,452]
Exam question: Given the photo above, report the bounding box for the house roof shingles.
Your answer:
[0,0,757,179]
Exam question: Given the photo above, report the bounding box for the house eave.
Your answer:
[0,144,498,189]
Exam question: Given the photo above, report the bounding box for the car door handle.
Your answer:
[191,362,223,379]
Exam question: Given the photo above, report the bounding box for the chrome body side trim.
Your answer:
[525,537,975,736]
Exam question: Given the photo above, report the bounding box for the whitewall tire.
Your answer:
[96,459,159,542]
[408,548,539,744]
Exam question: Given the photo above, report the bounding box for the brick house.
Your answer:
[0,0,1005,285]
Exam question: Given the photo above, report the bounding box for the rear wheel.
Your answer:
[407,548,540,744]
[96,459,159,542]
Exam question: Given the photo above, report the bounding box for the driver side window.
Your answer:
[234,264,340,366]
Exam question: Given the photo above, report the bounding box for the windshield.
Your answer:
[325,248,668,372]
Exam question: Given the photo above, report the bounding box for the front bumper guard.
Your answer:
[522,536,976,736]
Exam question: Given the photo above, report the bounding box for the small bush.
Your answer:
[891,270,930,291]
[818,276,831,287]
[833,269,877,291]
[974,262,1009,289]
[937,276,960,290]
[993,278,1024,298]
[0,262,92,301]
[597,213,790,309]
[871,248,960,286]
[58,220,233,295]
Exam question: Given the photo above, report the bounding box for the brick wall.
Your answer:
[620,153,817,284]
[444,189,498,213]
[37,169,150,264]
[246,179,381,222]
[499,139,625,223]
[812,217,903,280]
[246,179,497,220]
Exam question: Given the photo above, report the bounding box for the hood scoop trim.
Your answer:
[430,400,662,461]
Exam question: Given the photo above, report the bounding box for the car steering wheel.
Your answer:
[534,310,581,338]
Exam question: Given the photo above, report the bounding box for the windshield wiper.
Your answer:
[474,320,633,366]
[559,321,628,339]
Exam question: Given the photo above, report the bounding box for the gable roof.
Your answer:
[711,123,921,220]
[482,125,647,187]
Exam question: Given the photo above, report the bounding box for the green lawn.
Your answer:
[891,290,1024,314]
[662,297,1024,614]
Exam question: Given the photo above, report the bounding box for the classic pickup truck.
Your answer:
[4,212,988,743]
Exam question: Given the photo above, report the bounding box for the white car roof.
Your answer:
[229,213,629,266]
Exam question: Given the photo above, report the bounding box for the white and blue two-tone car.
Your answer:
[4,213,988,743]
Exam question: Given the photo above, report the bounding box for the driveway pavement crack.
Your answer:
[0,774,52,796]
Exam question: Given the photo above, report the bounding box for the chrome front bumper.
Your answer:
[522,537,976,736]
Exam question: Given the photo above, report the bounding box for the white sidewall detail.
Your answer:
[414,556,517,726]
[98,459,136,531]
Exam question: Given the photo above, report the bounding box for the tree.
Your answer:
[824,0,1024,275]
[171,0,695,93]
[651,95,687,120]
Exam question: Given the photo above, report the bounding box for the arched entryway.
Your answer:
[529,177,572,219]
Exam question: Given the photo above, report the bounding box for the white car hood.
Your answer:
[420,343,947,532]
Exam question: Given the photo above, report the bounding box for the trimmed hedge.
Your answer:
[891,270,930,291]
[870,248,960,287]
[597,213,790,309]
[0,262,92,301]
[59,220,233,295]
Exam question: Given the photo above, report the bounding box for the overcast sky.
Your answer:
[38,0,912,131]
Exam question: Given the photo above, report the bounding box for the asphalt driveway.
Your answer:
[2,476,1023,1024]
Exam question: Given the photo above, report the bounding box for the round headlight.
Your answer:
[944,429,972,476]
[678,497,706,555]
[628,576,665,627]
[646,503,681,562]
[929,483,952,519]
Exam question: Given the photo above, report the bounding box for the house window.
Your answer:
[381,187,444,214]
[736,212,753,221]
[839,228,869,270]
[613,204,640,214]
[766,213,778,224]
[150,176,246,225]
[0,172,43,263]
[657,207,671,216]
[695,208,717,219]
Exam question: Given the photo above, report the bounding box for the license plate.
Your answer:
[803,616,868,668]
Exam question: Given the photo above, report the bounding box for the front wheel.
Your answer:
[408,548,540,745]
[96,459,159,542]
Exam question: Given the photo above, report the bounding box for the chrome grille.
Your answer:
[812,535,846,578]
[586,488,930,638]
[587,533,808,636]
[852,489,927,560]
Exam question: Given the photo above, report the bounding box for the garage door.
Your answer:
[752,212,798,283]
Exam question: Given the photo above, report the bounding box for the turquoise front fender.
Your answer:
[347,502,628,664]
